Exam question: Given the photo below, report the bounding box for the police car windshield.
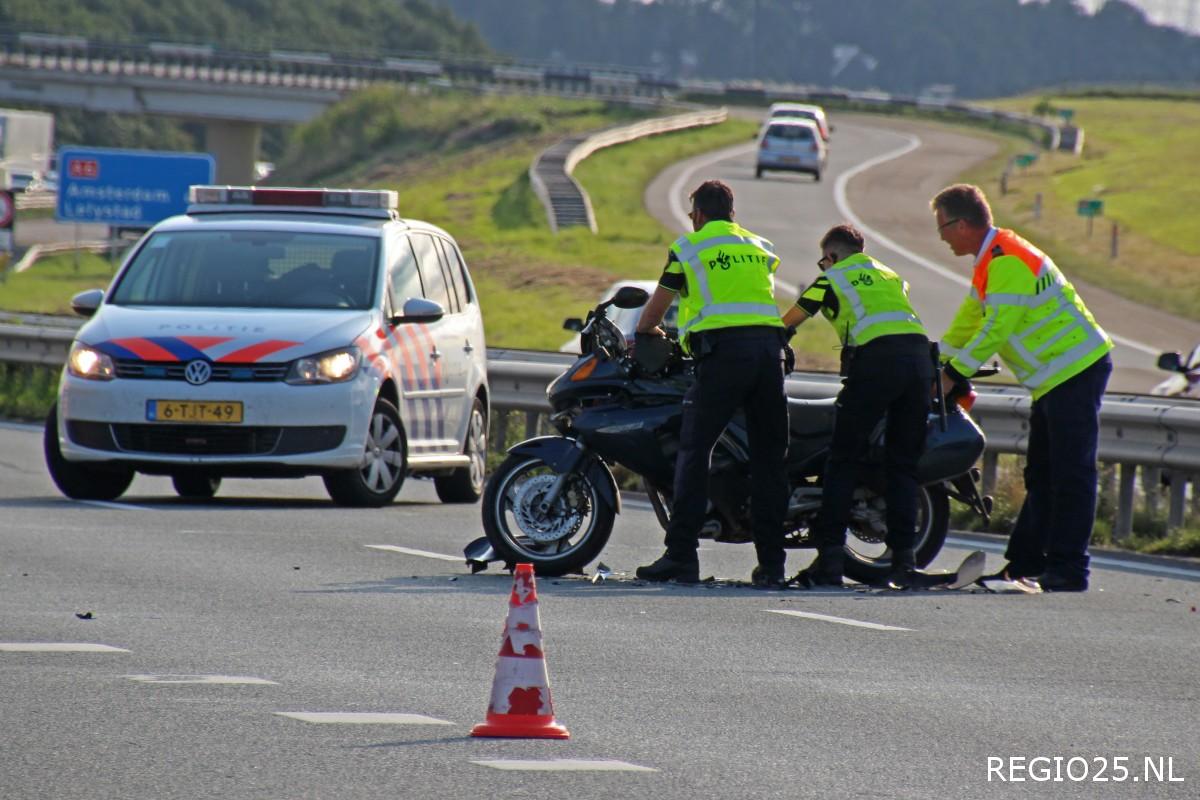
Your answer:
[109,230,380,310]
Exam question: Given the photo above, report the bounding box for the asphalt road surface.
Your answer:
[2,421,1197,799]
[645,112,1200,395]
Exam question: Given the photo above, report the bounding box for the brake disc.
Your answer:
[511,474,586,543]
[848,490,888,544]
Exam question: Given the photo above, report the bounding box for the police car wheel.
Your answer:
[435,396,487,504]
[42,403,134,501]
[171,472,220,500]
[323,398,407,507]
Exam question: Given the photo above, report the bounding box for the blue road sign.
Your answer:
[56,147,214,225]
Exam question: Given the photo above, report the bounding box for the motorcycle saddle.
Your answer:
[786,397,837,439]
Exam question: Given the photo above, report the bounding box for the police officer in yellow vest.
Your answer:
[932,184,1112,592]
[635,180,790,587]
[783,224,933,589]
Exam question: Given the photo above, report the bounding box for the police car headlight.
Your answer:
[285,346,361,385]
[67,343,115,381]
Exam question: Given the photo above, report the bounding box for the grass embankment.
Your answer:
[959,95,1200,322]
[951,454,1200,557]
[0,252,119,314]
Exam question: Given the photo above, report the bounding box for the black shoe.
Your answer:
[884,566,917,590]
[1031,572,1088,593]
[635,555,699,583]
[751,565,787,589]
[789,565,844,589]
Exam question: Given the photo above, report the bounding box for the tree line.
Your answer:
[0,0,487,57]
[438,0,1200,98]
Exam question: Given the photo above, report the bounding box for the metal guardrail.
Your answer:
[486,349,1200,469]
[530,108,728,233]
[6,240,112,274]
[4,331,1198,473]
[1,326,1195,533]
[484,349,1199,536]
[0,319,76,365]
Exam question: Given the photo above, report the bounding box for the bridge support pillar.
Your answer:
[204,120,261,184]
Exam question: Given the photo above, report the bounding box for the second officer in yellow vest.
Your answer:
[635,180,790,587]
[783,224,932,588]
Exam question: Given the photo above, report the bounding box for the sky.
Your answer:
[602,1,1200,35]
[1039,0,1200,32]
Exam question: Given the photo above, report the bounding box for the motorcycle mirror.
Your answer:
[562,317,584,332]
[611,286,650,309]
[463,537,498,574]
[1157,352,1183,372]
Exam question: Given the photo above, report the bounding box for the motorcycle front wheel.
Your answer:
[842,484,950,585]
[482,453,616,577]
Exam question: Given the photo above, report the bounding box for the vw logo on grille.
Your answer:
[184,360,213,385]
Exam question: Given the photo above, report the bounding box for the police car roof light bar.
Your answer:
[188,185,398,211]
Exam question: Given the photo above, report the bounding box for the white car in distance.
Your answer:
[45,185,490,507]
[756,118,827,181]
[1153,345,1200,398]
[766,102,831,141]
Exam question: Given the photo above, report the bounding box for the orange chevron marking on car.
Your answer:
[177,336,234,350]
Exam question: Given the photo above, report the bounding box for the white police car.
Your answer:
[44,186,489,507]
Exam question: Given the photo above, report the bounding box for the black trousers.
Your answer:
[664,326,789,575]
[814,335,933,558]
[1005,353,1112,582]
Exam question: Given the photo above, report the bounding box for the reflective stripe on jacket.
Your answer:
[940,228,1112,400]
[665,220,783,351]
[820,253,926,346]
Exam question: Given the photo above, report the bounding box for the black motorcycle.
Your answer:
[480,286,993,582]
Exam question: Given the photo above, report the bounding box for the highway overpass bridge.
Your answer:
[0,31,673,182]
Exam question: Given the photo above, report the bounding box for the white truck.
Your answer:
[0,108,55,190]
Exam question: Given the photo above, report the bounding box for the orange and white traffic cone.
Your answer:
[470,563,570,739]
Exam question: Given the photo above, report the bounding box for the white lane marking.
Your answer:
[473,759,657,772]
[78,500,152,512]
[0,643,130,652]
[0,421,41,432]
[832,131,1158,356]
[668,142,799,297]
[669,143,755,231]
[946,536,1200,580]
[365,544,461,562]
[126,674,278,685]
[275,712,453,725]
[767,609,912,632]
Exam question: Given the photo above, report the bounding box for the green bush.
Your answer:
[0,363,59,421]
